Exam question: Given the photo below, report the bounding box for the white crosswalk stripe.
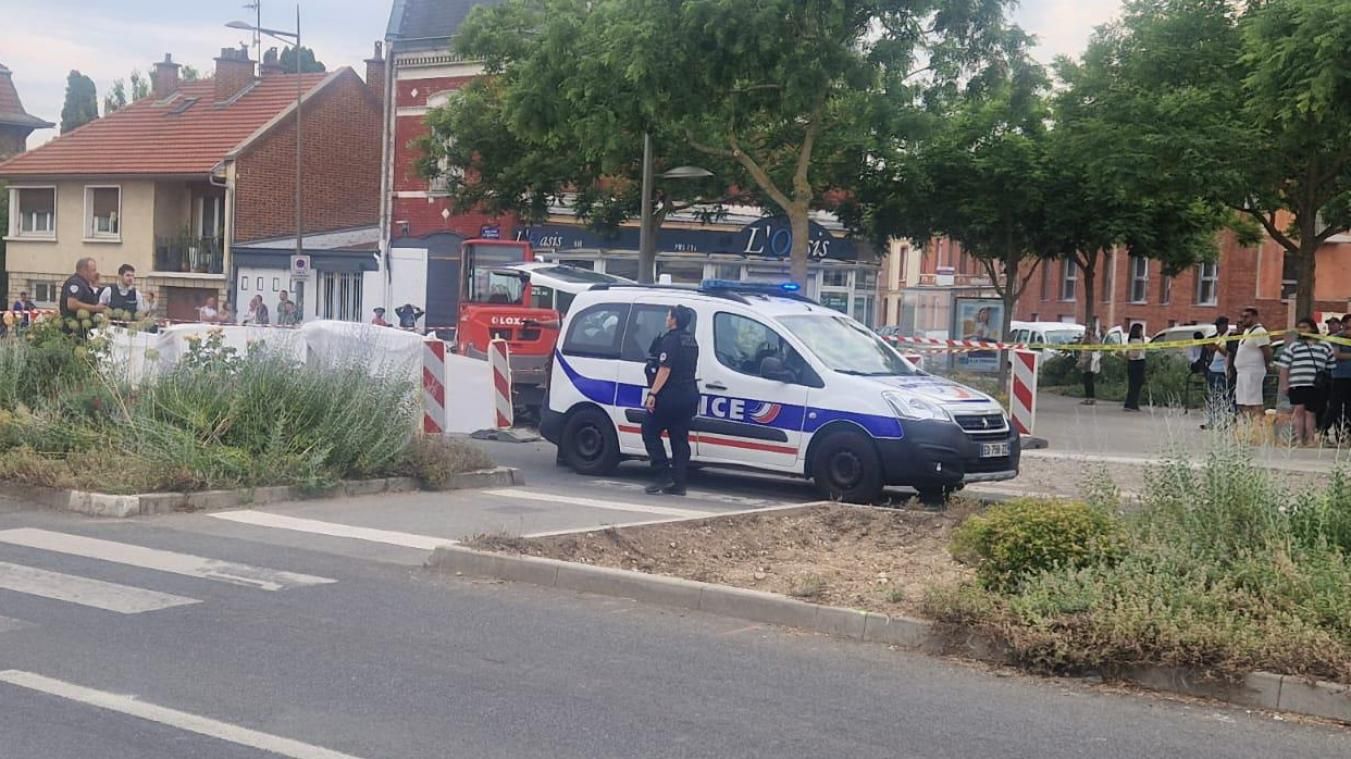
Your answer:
[481,488,716,518]
[0,560,199,614]
[208,511,456,549]
[0,529,335,592]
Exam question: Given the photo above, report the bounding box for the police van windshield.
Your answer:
[777,314,916,376]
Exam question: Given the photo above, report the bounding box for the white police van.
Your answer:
[540,281,1020,503]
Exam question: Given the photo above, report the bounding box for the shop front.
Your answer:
[516,215,879,327]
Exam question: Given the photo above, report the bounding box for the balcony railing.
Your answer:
[155,236,224,275]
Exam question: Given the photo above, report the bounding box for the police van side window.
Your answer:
[562,303,630,358]
[713,312,817,385]
[621,305,696,362]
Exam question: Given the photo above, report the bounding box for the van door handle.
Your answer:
[703,381,728,391]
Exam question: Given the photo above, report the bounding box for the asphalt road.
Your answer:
[0,494,1346,758]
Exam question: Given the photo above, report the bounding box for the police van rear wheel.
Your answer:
[562,408,620,476]
[811,431,883,504]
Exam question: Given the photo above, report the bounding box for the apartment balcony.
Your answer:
[154,235,224,275]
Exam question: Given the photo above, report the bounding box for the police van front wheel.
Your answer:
[811,431,884,504]
[562,408,621,476]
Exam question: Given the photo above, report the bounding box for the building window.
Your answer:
[711,263,743,281]
[317,271,363,322]
[10,187,56,238]
[1195,262,1218,305]
[1060,259,1078,301]
[1130,256,1149,303]
[29,282,57,304]
[853,294,876,328]
[1281,254,1297,300]
[1160,275,1172,304]
[821,268,851,287]
[84,186,121,239]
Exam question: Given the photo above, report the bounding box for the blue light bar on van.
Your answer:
[701,279,802,294]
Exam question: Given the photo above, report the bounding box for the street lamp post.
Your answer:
[227,7,304,283]
[636,132,713,283]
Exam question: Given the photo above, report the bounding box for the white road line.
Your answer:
[0,615,33,633]
[208,511,455,550]
[482,489,716,518]
[589,480,788,508]
[0,529,335,592]
[0,670,367,759]
[0,561,199,614]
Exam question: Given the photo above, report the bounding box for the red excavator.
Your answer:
[455,239,561,416]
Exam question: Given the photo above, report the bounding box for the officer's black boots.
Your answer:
[644,469,675,495]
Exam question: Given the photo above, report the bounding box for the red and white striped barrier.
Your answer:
[422,338,448,435]
[887,334,1015,351]
[489,338,513,429]
[1009,349,1039,435]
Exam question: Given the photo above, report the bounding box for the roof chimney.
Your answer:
[364,41,385,105]
[152,53,181,99]
[213,46,255,102]
[259,47,285,77]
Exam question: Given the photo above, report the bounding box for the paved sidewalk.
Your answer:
[1032,392,1349,473]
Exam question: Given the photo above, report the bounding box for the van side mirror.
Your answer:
[759,356,795,383]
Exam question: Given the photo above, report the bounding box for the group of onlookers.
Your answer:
[1076,307,1351,446]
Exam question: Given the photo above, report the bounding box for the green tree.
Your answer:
[103,70,151,115]
[279,46,326,73]
[1072,0,1351,317]
[60,71,99,133]
[181,65,201,82]
[864,53,1056,366]
[443,0,1017,284]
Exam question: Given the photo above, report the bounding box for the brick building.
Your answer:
[1014,229,1351,334]
[876,236,997,336]
[0,49,381,323]
[0,63,53,160]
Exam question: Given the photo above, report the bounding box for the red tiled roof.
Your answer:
[0,63,54,129]
[0,71,334,177]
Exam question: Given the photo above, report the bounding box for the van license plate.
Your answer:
[980,442,1009,458]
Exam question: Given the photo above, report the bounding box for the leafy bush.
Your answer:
[928,439,1351,682]
[0,327,490,494]
[397,435,495,489]
[1041,350,1205,408]
[951,498,1125,591]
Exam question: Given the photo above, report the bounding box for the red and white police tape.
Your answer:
[422,338,448,435]
[489,338,513,430]
[1009,349,1040,436]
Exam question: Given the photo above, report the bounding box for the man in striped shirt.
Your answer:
[1276,316,1335,446]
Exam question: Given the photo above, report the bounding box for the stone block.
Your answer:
[698,585,820,629]
[555,564,703,611]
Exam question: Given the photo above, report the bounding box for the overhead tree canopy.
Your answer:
[103,70,151,115]
[862,50,1056,365]
[1065,0,1351,317]
[278,46,326,73]
[426,0,1019,283]
[60,71,99,133]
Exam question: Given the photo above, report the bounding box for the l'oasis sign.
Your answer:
[736,216,852,261]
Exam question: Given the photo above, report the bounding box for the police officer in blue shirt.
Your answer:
[642,305,699,495]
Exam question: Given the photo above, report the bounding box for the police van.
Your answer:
[540,281,1020,503]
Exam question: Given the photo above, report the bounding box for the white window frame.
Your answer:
[1130,256,1149,304]
[1060,259,1078,301]
[197,195,225,239]
[8,186,58,240]
[317,270,364,322]
[1195,261,1218,306]
[83,185,122,241]
[1160,274,1172,305]
[29,281,58,305]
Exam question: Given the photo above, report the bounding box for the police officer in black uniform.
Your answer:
[642,305,699,495]
[60,257,108,334]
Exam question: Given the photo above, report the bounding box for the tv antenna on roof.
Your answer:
[242,1,262,71]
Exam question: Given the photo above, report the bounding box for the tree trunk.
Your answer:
[636,131,656,284]
[1080,249,1099,337]
[996,249,1018,394]
[788,205,811,285]
[1295,239,1317,319]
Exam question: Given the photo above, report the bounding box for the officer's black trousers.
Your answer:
[641,389,699,489]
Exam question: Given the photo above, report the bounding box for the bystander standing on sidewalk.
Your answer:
[1276,317,1335,447]
[1123,324,1146,412]
[1200,316,1232,429]
[11,291,36,328]
[276,290,300,326]
[1078,331,1101,406]
[395,303,424,331]
[242,294,270,326]
[1233,307,1272,418]
[1322,314,1351,441]
[371,307,390,327]
[197,296,220,324]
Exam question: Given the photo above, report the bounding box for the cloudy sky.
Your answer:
[2,0,1123,146]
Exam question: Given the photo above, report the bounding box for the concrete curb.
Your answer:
[7,467,522,519]
[428,544,1351,724]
